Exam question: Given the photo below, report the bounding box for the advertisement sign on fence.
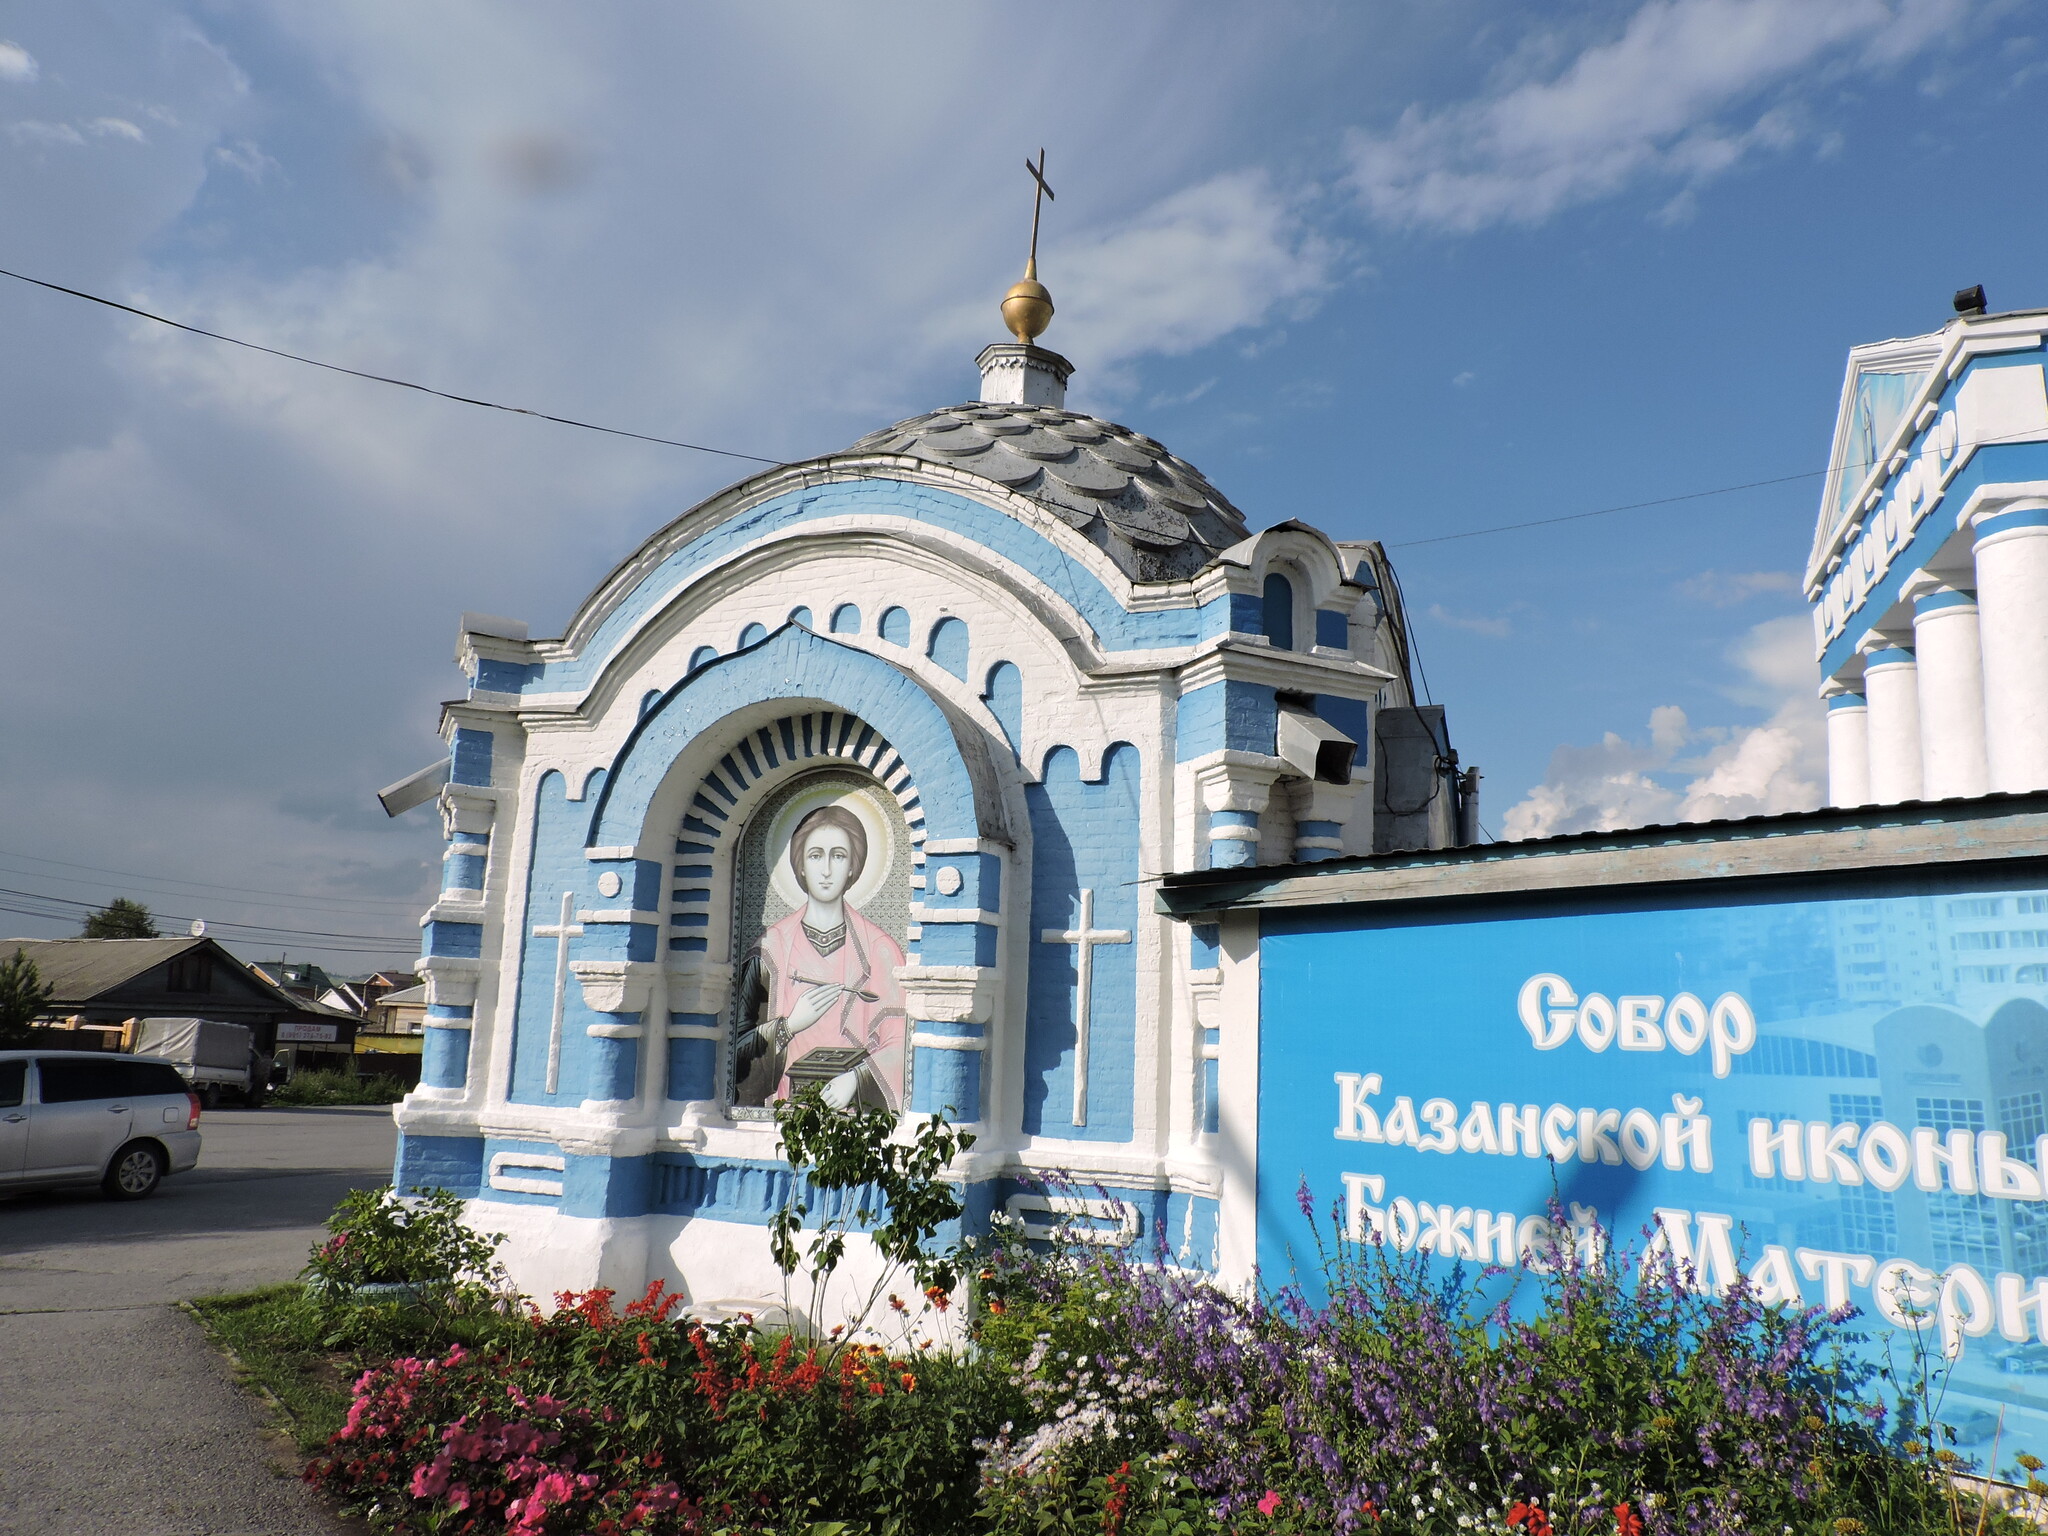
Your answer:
[1259,881,2048,1461]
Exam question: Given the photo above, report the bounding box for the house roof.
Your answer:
[0,936,357,1019]
[377,984,428,1007]
[0,937,206,998]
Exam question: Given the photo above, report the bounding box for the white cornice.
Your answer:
[1178,641,1392,697]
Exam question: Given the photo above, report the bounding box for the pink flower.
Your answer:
[409,1455,453,1498]
[1259,1491,1285,1518]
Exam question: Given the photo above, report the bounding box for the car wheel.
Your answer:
[102,1141,165,1200]
[199,1084,220,1111]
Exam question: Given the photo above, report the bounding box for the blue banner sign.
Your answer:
[1258,881,2048,1462]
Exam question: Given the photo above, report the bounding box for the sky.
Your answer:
[0,0,2042,973]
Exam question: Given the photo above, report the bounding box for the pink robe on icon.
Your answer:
[755,903,908,1111]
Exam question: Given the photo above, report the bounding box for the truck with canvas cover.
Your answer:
[132,1017,258,1107]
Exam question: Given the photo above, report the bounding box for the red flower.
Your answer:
[1615,1504,1643,1536]
[1508,1502,1554,1536]
[889,1294,907,1313]
[924,1283,952,1313]
[1258,1491,1285,1517]
[1360,1499,1379,1521]
[867,1381,886,1396]
[900,1372,917,1392]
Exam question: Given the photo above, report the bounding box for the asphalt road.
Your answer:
[0,1104,397,1535]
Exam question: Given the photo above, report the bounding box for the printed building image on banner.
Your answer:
[1258,881,2048,1461]
[729,770,912,1115]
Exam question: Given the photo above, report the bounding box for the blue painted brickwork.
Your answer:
[1227,591,1263,635]
[995,1174,1218,1271]
[878,605,910,644]
[509,769,610,1106]
[982,661,1023,761]
[586,1027,640,1102]
[422,1024,471,1089]
[451,728,494,787]
[920,853,1001,913]
[917,922,998,967]
[1262,575,1295,650]
[1203,1053,1220,1134]
[668,1031,717,1101]
[442,852,487,893]
[927,616,970,679]
[1315,609,1349,649]
[562,1150,653,1219]
[474,658,539,694]
[1176,680,1278,762]
[1024,743,1141,1141]
[1190,924,1220,969]
[525,481,1253,697]
[590,626,986,848]
[394,1132,484,1197]
[830,603,861,634]
[422,920,483,959]
[912,1042,981,1121]
[477,1136,569,1207]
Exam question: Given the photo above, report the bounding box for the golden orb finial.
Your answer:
[1003,150,1056,344]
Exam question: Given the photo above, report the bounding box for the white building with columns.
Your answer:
[1813,302,2048,806]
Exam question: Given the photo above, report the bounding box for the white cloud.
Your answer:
[210,136,277,181]
[89,116,146,142]
[1502,617,1823,838]
[1428,602,1512,638]
[1346,0,1973,231]
[0,41,38,83]
[7,120,83,146]
[1677,568,1801,606]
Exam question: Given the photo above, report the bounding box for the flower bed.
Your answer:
[294,1098,2048,1536]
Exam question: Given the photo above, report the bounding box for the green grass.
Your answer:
[270,1068,410,1106]
[187,1284,355,1452]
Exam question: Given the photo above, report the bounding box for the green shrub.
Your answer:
[272,1068,409,1106]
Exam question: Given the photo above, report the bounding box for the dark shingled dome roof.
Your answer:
[845,403,1251,582]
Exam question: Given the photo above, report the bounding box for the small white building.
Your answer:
[381,280,1474,1310]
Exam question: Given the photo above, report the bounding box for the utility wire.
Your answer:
[0,848,425,914]
[0,884,414,947]
[0,262,2014,549]
[0,265,788,469]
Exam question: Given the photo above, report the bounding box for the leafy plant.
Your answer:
[768,1085,977,1341]
[273,1067,410,1106]
[0,950,53,1046]
[303,1185,507,1350]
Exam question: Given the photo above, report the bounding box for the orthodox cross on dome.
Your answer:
[1023,149,1054,281]
[532,890,583,1094]
[1039,886,1130,1127]
[1002,149,1056,345]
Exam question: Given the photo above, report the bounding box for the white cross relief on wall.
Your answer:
[532,891,584,1094]
[1039,887,1131,1127]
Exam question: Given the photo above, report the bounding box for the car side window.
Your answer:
[0,1060,23,1108]
[35,1057,120,1104]
[114,1062,188,1098]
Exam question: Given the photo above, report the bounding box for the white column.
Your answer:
[1862,647,1924,804]
[1911,588,1989,800]
[1973,502,2048,793]
[1824,690,1870,807]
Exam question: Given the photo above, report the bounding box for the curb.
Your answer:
[178,1299,298,1435]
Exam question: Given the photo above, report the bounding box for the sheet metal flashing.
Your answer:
[1155,791,2048,917]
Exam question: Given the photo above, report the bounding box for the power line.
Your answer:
[0,261,2009,555]
[0,265,788,469]
[0,847,425,914]
[0,884,414,947]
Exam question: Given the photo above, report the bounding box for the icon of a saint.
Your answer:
[733,804,908,1111]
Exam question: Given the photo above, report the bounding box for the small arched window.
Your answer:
[738,622,768,648]
[1262,573,1296,651]
[927,617,969,680]
[878,606,910,646]
[688,645,718,675]
[787,606,813,630]
[829,603,861,634]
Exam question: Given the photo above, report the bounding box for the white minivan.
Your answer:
[0,1050,203,1199]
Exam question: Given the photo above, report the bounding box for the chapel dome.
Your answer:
[845,402,1251,582]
